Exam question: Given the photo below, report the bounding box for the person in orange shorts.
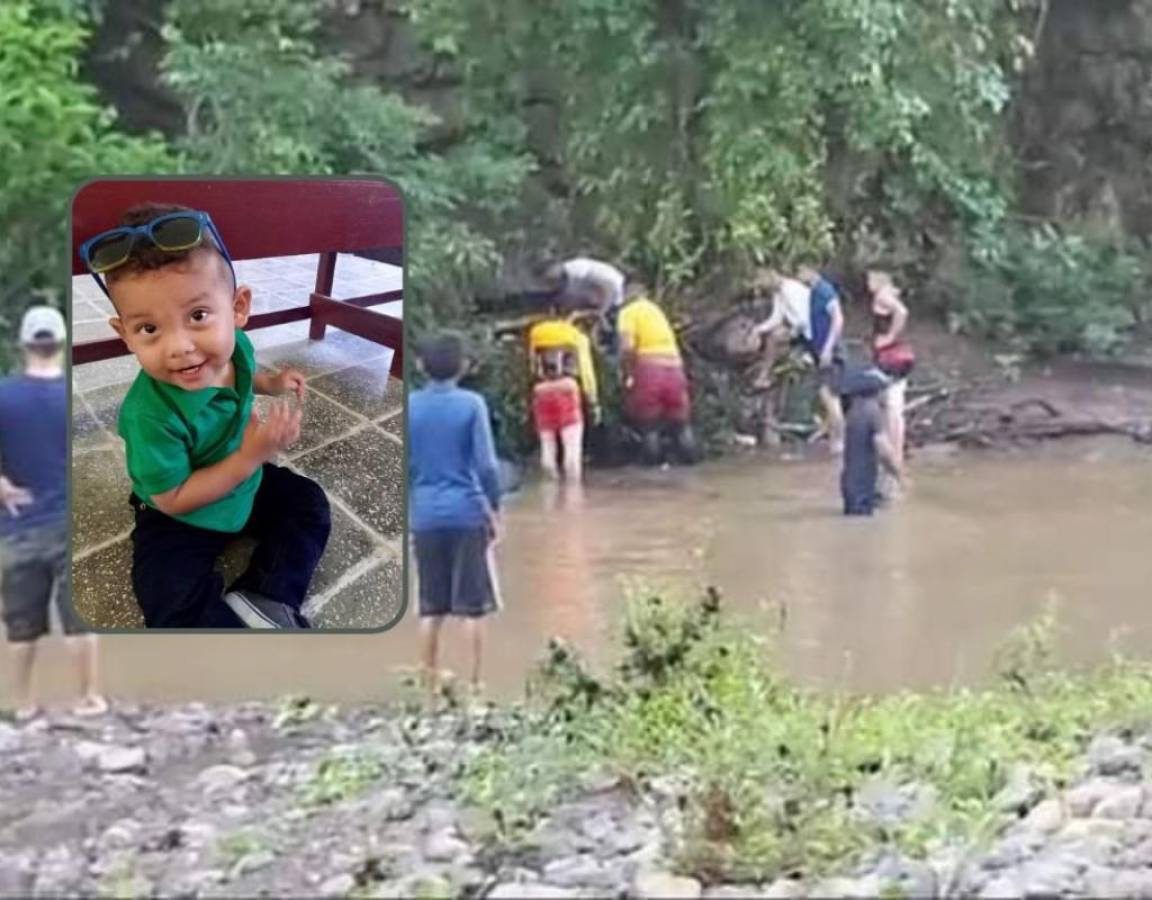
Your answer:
[527,299,600,483]
[617,283,698,466]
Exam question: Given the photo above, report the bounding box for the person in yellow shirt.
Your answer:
[616,284,697,465]
[527,300,601,483]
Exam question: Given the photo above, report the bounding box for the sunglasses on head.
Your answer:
[78,210,236,300]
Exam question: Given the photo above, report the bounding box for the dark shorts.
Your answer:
[2,521,84,642]
[626,359,692,426]
[414,527,500,618]
[810,349,845,391]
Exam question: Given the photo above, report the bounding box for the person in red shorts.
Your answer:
[617,283,698,465]
[527,300,599,483]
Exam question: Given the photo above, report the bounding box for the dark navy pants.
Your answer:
[130,463,331,628]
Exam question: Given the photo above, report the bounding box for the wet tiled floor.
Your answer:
[71,254,406,631]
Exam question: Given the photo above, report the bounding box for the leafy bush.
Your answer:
[0,0,170,367]
[950,226,1149,357]
[161,0,533,327]
[463,585,1152,882]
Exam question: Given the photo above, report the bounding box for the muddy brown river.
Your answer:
[3,438,1149,708]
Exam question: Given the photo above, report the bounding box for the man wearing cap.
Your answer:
[1,306,106,720]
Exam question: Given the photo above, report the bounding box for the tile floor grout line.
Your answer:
[74,528,134,564]
[285,420,373,463]
[379,408,402,422]
[299,382,371,426]
[282,458,394,551]
[377,427,403,447]
[303,550,389,618]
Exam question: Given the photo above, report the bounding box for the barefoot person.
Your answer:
[796,261,846,455]
[1,307,107,720]
[409,332,503,706]
[527,297,601,483]
[867,268,915,470]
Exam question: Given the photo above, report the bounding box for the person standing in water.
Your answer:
[1,307,107,720]
[839,366,905,516]
[409,332,503,707]
[867,268,915,471]
[796,261,846,455]
[617,282,698,465]
[527,297,600,483]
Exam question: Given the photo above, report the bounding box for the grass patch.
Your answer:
[461,585,1152,883]
[300,748,387,808]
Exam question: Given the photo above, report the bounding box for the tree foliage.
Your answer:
[407,0,1036,297]
[0,0,169,364]
[161,0,533,329]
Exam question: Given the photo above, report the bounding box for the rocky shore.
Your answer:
[3,702,1152,898]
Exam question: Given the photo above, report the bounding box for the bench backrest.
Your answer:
[71,178,404,274]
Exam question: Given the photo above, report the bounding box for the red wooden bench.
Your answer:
[70,178,404,379]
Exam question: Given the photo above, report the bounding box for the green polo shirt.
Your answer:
[117,328,263,533]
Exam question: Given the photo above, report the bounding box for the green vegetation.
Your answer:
[0,0,169,368]
[462,587,1152,882]
[300,747,388,808]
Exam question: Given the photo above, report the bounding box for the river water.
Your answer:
[4,438,1150,708]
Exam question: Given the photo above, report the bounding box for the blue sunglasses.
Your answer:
[79,211,236,299]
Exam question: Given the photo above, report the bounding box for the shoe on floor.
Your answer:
[223,591,302,629]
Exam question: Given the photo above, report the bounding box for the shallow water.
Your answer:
[3,438,1150,708]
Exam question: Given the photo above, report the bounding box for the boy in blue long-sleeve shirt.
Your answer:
[409,332,503,704]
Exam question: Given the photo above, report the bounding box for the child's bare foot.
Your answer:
[74,694,109,717]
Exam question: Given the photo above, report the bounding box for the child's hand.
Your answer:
[486,514,502,546]
[0,477,33,516]
[241,400,303,465]
[272,368,306,403]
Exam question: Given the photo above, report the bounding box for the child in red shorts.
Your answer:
[531,351,584,482]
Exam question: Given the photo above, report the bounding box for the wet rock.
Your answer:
[0,849,38,895]
[1021,798,1065,833]
[424,829,469,863]
[1017,858,1083,896]
[981,832,1044,871]
[1066,778,1119,818]
[633,870,702,899]
[761,879,806,899]
[30,845,86,895]
[978,875,1022,898]
[320,873,357,897]
[855,777,939,826]
[1088,735,1144,778]
[488,885,586,900]
[73,740,106,764]
[994,764,1043,815]
[98,746,148,775]
[231,850,276,878]
[703,884,770,899]
[1095,785,1145,819]
[542,855,623,890]
[809,875,881,898]
[456,807,499,843]
[871,853,939,897]
[419,801,459,833]
[97,819,141,852]
[196,764,250,797]
[0,723,22,753]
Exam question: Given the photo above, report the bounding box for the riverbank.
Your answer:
[4,598,1152,898]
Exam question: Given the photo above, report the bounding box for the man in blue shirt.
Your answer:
[798,262,846,455]
[1,307,106,720]
[409,332,502,707]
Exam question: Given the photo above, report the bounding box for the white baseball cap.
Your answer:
[20,306,67,345]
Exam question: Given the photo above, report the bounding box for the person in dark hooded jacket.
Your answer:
[838,366,905,516]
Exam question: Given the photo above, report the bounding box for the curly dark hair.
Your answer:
[103,202,233,292]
